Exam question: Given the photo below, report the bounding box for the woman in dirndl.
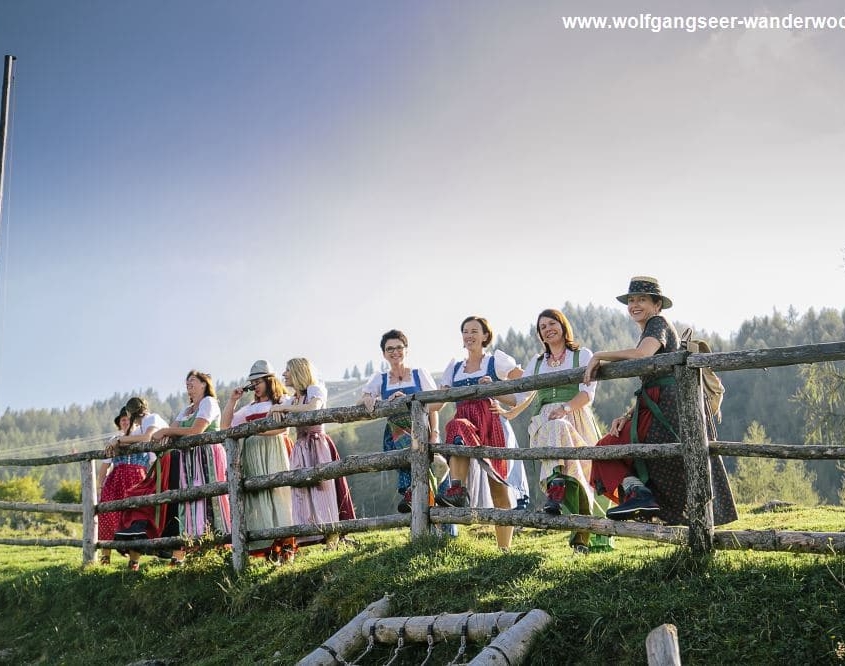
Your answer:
[268,358,355,548]
[436,315,523,551]
[221,359,297,563]
[149,370,232,561]
[98,407,157,565]
[110,396,169,570]
[359,329,442,514]
[523,308,613,554]
[584,276,737,526]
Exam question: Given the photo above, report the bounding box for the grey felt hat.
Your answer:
[248,359,275,380]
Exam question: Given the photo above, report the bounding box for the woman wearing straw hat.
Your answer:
[221,360,297,563]
[584,276,736,525]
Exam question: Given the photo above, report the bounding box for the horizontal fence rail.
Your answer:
[1,342,845,567]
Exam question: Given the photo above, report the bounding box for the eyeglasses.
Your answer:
[384,345,406,353]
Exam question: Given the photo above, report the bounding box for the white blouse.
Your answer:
[175,396,221,425]
[440,350,520,387]
[361,367,437,396]
[527,347,596,401]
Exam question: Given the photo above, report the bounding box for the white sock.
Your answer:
[621,476,645,495]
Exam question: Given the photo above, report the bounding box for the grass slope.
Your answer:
[0,506,844,665]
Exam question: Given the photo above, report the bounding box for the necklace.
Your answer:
[548,349,566,368]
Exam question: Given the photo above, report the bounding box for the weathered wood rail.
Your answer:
[1,341,844,568]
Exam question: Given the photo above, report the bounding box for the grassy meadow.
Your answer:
[0,505,844,665]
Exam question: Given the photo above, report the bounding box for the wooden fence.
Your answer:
[2,341,845,571]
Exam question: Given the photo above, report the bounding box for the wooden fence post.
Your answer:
[80,459,98,566]
[646,623,682,666]
[226,437,247,573]
[675,363,714,556]
[409,400,431,539]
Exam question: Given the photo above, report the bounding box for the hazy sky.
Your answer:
[1,0,843,411]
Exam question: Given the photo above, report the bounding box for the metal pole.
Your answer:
[0,55,16,230]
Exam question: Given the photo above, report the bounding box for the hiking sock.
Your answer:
[621,476,645,496]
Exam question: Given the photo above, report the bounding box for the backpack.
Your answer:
[680,328,725,424]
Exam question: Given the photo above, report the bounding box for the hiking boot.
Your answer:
[436,480,469,508]
[115,520,149,539]
[397,489,412,514]
[543,479,566,515]
[572,544,590,556]
[606,486,660,521]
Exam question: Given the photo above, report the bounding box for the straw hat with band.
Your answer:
[616,275,672,309]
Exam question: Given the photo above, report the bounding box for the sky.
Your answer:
[0,0,843,412]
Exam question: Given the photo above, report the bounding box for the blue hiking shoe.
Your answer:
[606,486,660,521]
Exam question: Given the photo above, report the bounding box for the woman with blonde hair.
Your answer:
[269,358,355,547]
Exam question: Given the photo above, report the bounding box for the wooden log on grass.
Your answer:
[296,595,392,665]
[430,506,690,545]
[646,623,681,666]
[713,529,845,554]
[469,609,553,665]
[363,611,527,643]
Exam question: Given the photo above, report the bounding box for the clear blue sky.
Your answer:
[1,0,843,411]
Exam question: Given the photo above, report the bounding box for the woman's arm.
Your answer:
[583,337,662,384]
[221,388,245,429]
[96,462,110,495]
[152,418,210,441]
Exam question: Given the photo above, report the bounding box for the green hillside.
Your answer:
[1,505,843,664]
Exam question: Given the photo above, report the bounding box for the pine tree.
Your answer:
[730,421,819,505]
[794,360,845,504]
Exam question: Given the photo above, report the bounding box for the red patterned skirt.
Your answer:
[444,398,507,478]
[98,464,147,541]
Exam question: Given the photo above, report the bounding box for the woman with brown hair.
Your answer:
[117,371,231,568]
[436,315,523,551]
[523,308,613,553]
[359,329,440,513]
[221,360,297,563]
[98,406,161,565]
[585,276,736,526]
